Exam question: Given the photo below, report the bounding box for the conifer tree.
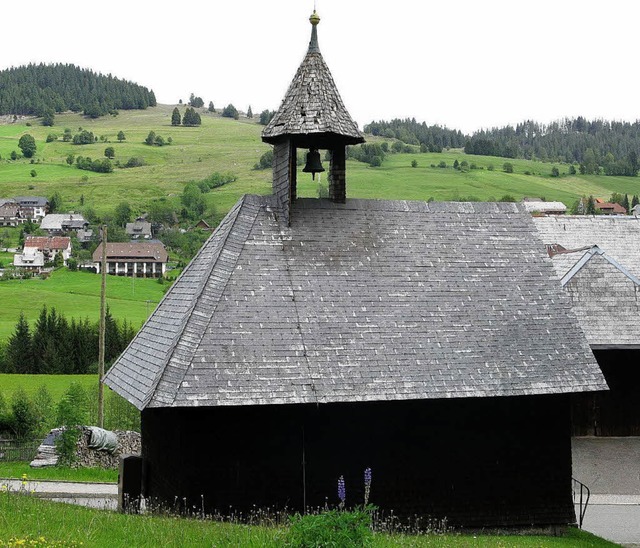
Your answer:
[171,107,181,126]
[6,312,33,374]
[247,105,253,118]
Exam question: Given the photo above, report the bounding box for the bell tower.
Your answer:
[261,11,365,224]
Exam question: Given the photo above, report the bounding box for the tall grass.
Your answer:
[0,492,619,548]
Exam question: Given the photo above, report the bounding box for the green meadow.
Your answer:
[0,269,166,341]
[0,106,273,222]
[2,105,640,223]
[0,373,95,401]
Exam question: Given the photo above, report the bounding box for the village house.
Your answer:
[40,213,88,235]
[0,200,21,227]
[105,12,607,529]
[534,215,640,435]
[14,196,49,222]
[23,235,72,265]
[12,248,44,271]
[593,198,627,215]
[92,242,167,277]
[125,220,152,240]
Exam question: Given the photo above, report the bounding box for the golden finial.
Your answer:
[309,10,320,26]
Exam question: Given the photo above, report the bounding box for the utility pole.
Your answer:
[98,225,107,428]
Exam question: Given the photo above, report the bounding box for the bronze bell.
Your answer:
[302,148,325,180]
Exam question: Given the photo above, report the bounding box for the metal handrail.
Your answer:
[572,477,591,529]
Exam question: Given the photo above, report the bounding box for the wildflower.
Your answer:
[337,475,346,509]
[364,467,372,506]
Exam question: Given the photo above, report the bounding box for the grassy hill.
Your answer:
[0,105,273,222]
[2,105,640,220]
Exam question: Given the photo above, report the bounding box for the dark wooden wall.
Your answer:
[572,349,640,436]
[141,394,575,528]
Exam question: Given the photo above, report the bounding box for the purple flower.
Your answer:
[338,475,346,507]
[364,467,372,506]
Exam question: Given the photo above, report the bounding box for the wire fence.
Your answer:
[0,438,40,462]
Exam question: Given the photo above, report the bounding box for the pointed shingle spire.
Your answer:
[262,11,364,147]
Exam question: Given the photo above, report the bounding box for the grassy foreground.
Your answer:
[0,492,619,548]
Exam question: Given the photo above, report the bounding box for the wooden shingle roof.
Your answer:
[534,216,640,348]
[104,196,607,410]
[261,12,364,147]
[533,215,640,278]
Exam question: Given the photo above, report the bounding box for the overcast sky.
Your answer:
[3,0,638,134]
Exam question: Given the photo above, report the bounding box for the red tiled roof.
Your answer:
[24,236,71,250]
[594,202,627,214]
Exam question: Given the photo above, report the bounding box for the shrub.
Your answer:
[254,149,273,170]
[73,130,95,145]
[221,104,239,120]
[124,157,145,168]
[45,133,58,143]
[287,509,373,548]
[503,162,514,173]
[411,159,418,168]
[9,389,38,439]
[32,385,54,436]
[55,382,89,465]
[438,161,447,168]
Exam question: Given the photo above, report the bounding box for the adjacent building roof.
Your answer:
[40,213,87,231]
[594,202,627,215]
[534,216,640,348]
[533,215,640,279]
[24,236,71,251]
[13,248,44,268]
[261,12,364,147]
[14,196,48,207]
[105,196,606,411]
[520,201,567,214]
[92,242,168,263]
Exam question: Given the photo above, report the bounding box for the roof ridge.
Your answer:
[146,196,262,407]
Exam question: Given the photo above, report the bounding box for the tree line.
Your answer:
[463,117,640,175]
[0,63,156,121]
[0,306,136,375]
[364,119,467,152]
